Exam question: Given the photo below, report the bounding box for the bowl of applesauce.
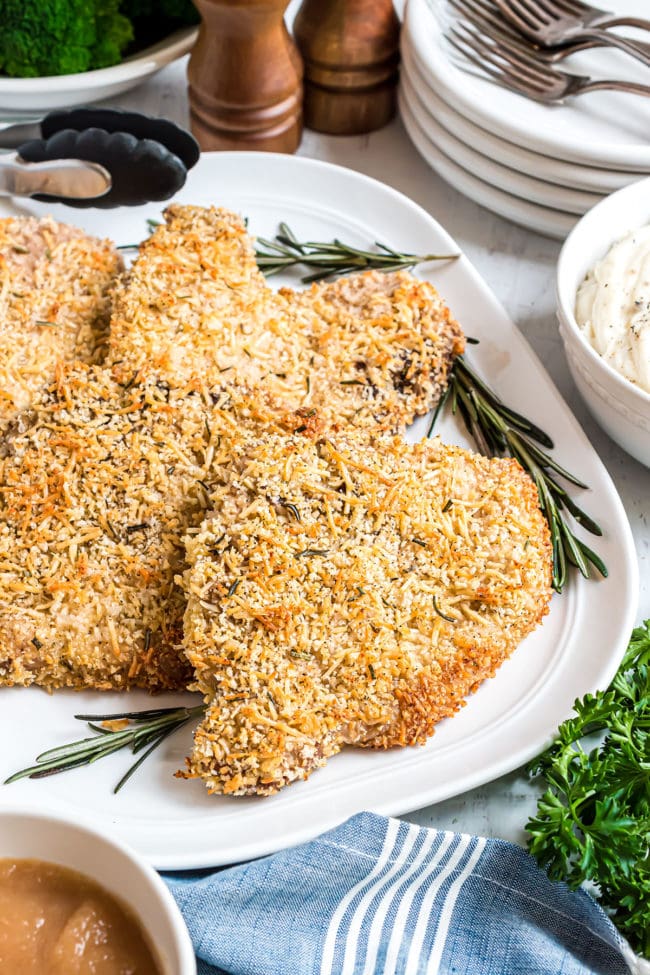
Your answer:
[0,806,196,974]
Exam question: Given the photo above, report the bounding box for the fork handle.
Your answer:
[591,16,650,32]
[560,36,650,59]
[578,78,650,97]
[574,28,650,66]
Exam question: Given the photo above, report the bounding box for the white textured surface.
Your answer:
[42,58,650,847]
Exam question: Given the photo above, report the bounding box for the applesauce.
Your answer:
[0,858,163,974]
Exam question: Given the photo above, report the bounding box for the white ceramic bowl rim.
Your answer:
[0,26,196,91]
[557,175,650,408]
[0,803,196,974]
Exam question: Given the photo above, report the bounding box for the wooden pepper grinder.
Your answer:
[293,0,400,136]
[187,0,303,152]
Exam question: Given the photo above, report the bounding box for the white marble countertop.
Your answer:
[104,58,648,847]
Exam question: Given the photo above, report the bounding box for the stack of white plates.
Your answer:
[400,0,650,239]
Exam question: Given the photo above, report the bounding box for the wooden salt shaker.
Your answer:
[187,0,303,153]
[293,0,400,136]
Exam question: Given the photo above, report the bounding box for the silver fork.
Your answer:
[447,19,650,100]
[494,0,650,65]
[448,0,650,62]
[509,0,650,31]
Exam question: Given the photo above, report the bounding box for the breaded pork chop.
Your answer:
[0,364,206,690]
[0,216,121,423]
[181,430,553,796]
[0,371,312,692]
[107,205,464,432]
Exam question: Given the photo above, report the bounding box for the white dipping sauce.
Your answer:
[575,224,650,394]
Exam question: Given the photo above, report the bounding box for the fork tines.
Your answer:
[448,0,540,49]
[445,20,571,100]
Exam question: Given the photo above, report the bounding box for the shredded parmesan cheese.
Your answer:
[181,428,553,796]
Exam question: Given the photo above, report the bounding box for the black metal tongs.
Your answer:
[0,107,200,207]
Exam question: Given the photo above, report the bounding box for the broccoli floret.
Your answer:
[93,1,134,69]
[0,0,133,78]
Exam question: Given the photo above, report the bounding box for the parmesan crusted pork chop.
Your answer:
[0,371,312,692]
[181,429,553,796]
[0,216,121,423]
[107,205,464,433]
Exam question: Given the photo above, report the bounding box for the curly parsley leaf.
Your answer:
[526,619,650,958]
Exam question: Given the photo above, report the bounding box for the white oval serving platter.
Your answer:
[0,153,637,868]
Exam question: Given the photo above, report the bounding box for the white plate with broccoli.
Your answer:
[0,2,197,113]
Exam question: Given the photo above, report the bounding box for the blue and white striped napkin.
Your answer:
[165,811,645,975]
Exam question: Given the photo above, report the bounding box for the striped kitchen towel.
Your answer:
[165,811,646,975]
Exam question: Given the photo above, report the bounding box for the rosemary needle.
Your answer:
[255,222,458,283]
[5,705,206,794]
[430,354,607,593]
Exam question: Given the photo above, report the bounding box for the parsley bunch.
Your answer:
[526,620,650,957]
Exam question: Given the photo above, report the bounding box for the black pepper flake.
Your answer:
[442,499,453,513]
[31,637,43,650]
[126,523,149,535]
[227,579,241,597]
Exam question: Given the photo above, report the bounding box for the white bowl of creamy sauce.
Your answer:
[557,177,650,468]
[0,806,196,974]
[575,226,650,395]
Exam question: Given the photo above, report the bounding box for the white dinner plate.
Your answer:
[401,40,644,196]
[0,153,638,868]
[407,0,650,170]
[399,88,577,239]
[0,28,197,113]
[401,67,602,216]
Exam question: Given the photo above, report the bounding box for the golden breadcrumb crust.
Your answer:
[0,370,320,692]
[0,365,209,691]
[0,216,121,423]
[107,205,464,432]
[181,430,553,796]
[0,205,464,694]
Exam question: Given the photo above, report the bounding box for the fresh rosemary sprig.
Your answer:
[118,220,458,281]
[5,705,206,794]
[430,353,607,593]
[254,223,458,283]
